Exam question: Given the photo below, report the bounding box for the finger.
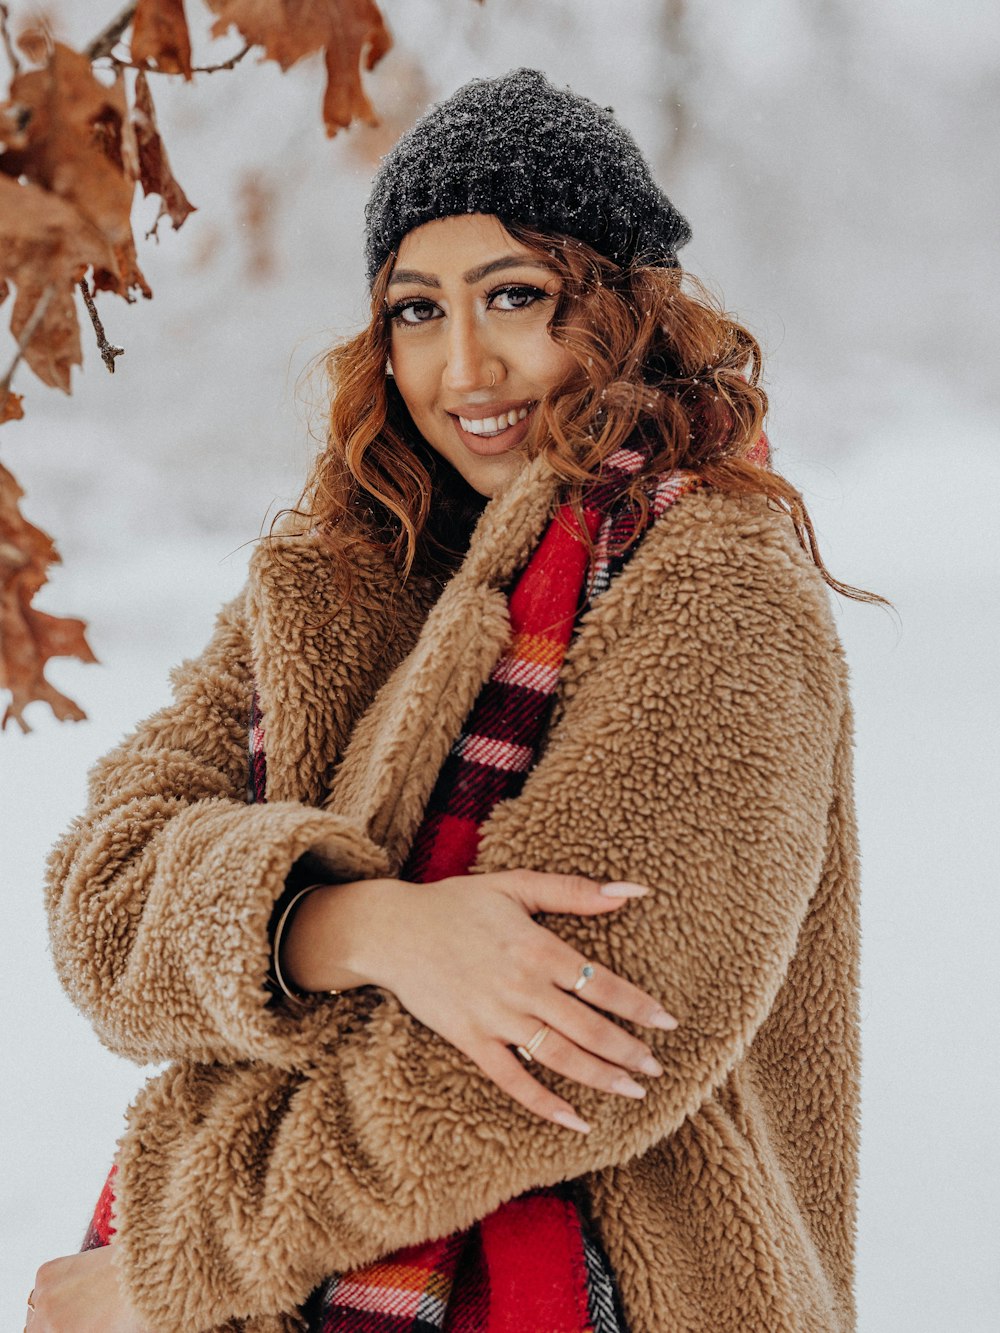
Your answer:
[525,1022,655,1098]
[546,988,665,1076]
[492,868,649,915]
[474,1040,592,1134]
[549,939,679,1030]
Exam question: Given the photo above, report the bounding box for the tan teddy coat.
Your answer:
[46,451,861,1332]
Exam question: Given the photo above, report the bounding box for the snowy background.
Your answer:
[2,1,999,1327]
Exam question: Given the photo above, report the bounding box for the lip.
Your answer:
[448,402,538,457]
[445,398,535,420]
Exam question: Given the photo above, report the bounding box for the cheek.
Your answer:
[390,339,436,415]
[529,329,576,390]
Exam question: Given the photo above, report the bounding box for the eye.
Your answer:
[488,284,550,312]
[386,298,440,327]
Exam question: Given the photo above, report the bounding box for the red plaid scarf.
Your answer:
[83,438,768,1328]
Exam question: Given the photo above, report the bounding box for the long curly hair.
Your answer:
[287,221,886,608]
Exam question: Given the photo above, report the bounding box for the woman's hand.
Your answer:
[290,869,679,1133]
[27,1246,149,1332]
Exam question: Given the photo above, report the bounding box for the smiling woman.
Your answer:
[33,66,880,1333]
[384,215,575,493]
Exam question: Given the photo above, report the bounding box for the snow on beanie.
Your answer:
[363,67,692,288]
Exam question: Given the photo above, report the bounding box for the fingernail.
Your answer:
[650,1009,678,1031]
[638,1055,664,1077]
[611,1074,647,1099]
[600,881,648,898]
[553,1109,592,1134]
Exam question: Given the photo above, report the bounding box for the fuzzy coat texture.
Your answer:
[46,450,862,1332]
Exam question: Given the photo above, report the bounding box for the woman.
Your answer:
[28,68,874,1332]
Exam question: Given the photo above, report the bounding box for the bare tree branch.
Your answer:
[194,41,252,73]
[98,42,253,76]
[85,3,137,62]
[0,2,21,78]
[0,284,55,404]
[660,0,690,170]
[78,281,125,373]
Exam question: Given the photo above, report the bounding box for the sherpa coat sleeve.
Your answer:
[110,498,854,1332]
[44,593,391,1070]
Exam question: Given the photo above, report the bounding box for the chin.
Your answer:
[461,451,529,498]
[418,426,527,499]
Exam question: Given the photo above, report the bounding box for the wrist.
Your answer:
[280,877,403,995]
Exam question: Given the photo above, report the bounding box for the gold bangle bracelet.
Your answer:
[271,883,342,1002]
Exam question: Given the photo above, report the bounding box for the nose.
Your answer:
[441,310,502,394]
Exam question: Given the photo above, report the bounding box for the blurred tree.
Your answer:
[0,0,412,730]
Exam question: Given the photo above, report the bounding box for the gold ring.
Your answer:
[573,963,596,993]
[515,1023,550,1063]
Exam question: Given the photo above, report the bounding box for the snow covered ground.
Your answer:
[2,1,998,1328]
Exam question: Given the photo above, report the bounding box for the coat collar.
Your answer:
[247,451,565,849]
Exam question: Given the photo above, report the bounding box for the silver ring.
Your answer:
[515,1023,550,1063]
[573,963,596,993]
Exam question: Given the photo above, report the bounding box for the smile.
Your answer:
[456,404,534,438]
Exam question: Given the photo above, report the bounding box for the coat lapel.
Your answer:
[246,530,439,806]
[247,452,564,869]
[323,451,564,870]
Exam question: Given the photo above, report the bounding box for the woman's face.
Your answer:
[386,213,576,497]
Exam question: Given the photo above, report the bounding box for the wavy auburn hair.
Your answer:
[290,221,886,607]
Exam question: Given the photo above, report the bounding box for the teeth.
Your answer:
[458,405,531,436]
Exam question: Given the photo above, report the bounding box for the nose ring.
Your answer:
[489,369,496,387]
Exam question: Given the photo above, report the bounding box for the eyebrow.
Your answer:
[387,254,559,288]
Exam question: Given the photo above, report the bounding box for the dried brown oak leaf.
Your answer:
[346,49,430,166]
[1,390,24,423]
[0,461,96,732]
[16,22,53,69]
[0,42,150,303]
[205,0,392,136]
[0,174,116,391]
[132,0,194,79]
[132,71,196,233]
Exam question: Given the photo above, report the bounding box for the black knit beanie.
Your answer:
[363,67,692,288]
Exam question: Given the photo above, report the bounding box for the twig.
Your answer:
[97,42,253,75]
[0,2,21,78]
[85,2,137,62]
[0,284,55,400]
[78,281,125,373]
[193,41,252,73]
